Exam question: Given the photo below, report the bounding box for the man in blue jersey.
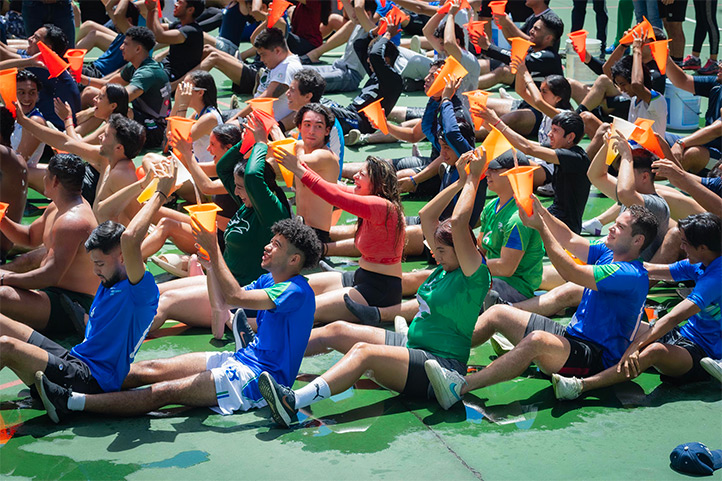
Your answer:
[553,213,722,398]
[0,160,171,402]
[35,218,322,422]
[425,198,658,409]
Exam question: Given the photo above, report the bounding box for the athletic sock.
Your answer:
[343,294,381,325]
[294,377,331,409]
[672,57,683,63]
[67,393,86,411]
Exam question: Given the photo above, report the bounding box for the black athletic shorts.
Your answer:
[232,63,259,95]
[313,227,332,244]
[385,331,466,399]
[341,267,402,308]
[524,313,606,377]
[657,326,711,384]
[658,0,688,21]
[518,100,544,138]
[27,331,104,394]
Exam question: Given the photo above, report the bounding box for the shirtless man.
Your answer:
[289,103,341,243]
[0,154,98,337]
[14,107,143,226]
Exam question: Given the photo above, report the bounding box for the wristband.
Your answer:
[675,138,686,149]
[410,176,417,187]
[493,118,502,127]
[156,191,169,200]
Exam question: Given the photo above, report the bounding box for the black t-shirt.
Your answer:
[548,145,591,234]
[520,9,562,54]
[694,76,722,126]
[483,45,563,85]
[162,21,204,81]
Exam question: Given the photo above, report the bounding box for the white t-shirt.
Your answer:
[256,54,303,121]
[628,90,667,135]
[193,106,223,164]
[10,108,46,166]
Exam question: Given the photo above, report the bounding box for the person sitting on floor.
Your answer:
[552,212,722,397]
[424,199,658,410]
[34,218,321,423]
[258,150,491,428]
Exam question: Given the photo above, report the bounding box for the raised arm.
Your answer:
[422,8,445,54]
[587,127,620,200]
[615,134,645,207]
[144,0,186,44]
[652,158,722,217]
[449,151,484,276]
[443,2,464,61]
[513,60,559,119]
[121,159,176,284]
[630,35,652,104]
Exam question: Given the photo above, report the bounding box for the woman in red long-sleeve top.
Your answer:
[274,151,405,324]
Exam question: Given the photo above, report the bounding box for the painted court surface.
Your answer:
[1,2,721,479]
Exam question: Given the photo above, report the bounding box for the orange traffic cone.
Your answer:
[462,90,490,130]
[246,97,276,117]
[481,125,515,162]
[630,118,665,158]
[501,165,540,216]
[240,128,255,154]
[648,39,671,75]
[0,202,9,223]
[509,37,534,73]
[64,49,86,82]
[465,21,487,54]
[185,203,222,232]
[489,0,507,15]
[168,116,196,142]
[426,56,469,97]
[619,16,656,44]
[568,30,588,62]
[0,68,17,117]
[37,41,69,78]
[359,98,389,134]
[267,0,291,28]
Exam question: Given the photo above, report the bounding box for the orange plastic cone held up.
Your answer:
[386,5,410,26]
[501,165,540,216]
[377,18,388,36]
[462,90,490,130]
[64,49,86,82]
[185,203,223,232]
[267,0,291,28]
[0,68,17,116]
[509,37,534,74]
[649,39,671,75]
[137,178,159,203]
[489,0,507,15]
[379,0,386,7]
[619,17,656,44]
[606,116,639,164]
[630,118,665,158]
[135,165,145,180]
[269,137,297,185]
[246,97,276,117]
[465,21,487,54]
[0,202,9,223]
[240,128,255,154]
[359,98,389,134]
[278,164,295,188]
[167,116,196,157]
[481,125,515,163]
[568,30,588,62]
[464,146,492,179]
[156,0,162,18]
[426,56,469,97]
[37,41,69,79]
[253,109,278,134]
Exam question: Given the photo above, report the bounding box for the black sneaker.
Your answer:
[258,372,298,428]
[59,295,87,337]
[34,371,71,424]
[232,309,255,350]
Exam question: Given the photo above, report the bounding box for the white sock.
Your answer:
[67,392,86,411]
[294,377,331,409]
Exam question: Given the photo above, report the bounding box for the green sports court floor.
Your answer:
[1,2,721,479]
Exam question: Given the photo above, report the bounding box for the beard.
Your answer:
[100,270,124,288]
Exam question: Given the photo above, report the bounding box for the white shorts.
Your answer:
[206,351,266,415]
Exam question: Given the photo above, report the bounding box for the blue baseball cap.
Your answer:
[670,442,722,476]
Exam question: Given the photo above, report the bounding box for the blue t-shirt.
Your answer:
[701,177,722,197]
[694,76,722,126]
[71,271,159,392]
[25,65,80,130]
[234,274,315,400]
[670,256,722,358]
[93,33,127,76]
[566,243,649,368]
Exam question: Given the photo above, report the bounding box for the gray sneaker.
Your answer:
[344,129,361,146]
[701,358,722,383]
[424,360,465,410]
[258,372,298,428]
[552,373,583,401]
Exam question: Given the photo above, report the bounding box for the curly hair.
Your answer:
[357,156,405,249]
[271,218,323,269]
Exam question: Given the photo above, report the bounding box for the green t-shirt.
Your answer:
[217,142,291,286]
[120,57,171,121]
[406,263,491,365]
[478,197,544,298]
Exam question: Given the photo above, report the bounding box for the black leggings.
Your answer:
[692,0,719,56]
[571,0,609,49]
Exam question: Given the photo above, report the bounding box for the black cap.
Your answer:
[487,149,529,170]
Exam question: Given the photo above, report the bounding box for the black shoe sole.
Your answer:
[258,373,294,428]
[35,371,60,424]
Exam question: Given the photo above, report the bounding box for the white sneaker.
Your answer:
[344,129,361,146]
[498,87,513,100]
[701,358,722,383]
[410,35,421,53]
[552,373,583,400]
[490,333,514,356]
[394,315,409,335]
[581,218,603,236]
[424,360,465,410]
